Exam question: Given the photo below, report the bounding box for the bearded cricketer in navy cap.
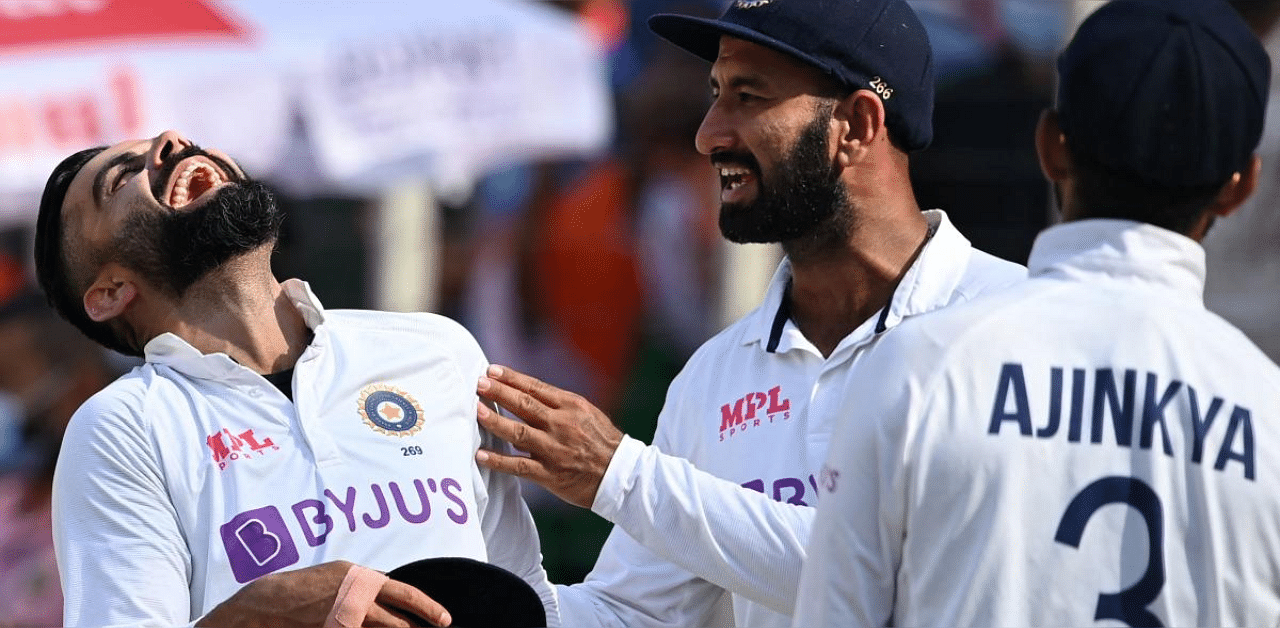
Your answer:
[468,1,1025,626]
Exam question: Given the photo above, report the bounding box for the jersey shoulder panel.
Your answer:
[324,309,487,367]
[950,247,1028,304]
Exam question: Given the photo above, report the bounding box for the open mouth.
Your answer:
[716,163,758,203]
[167,158,227,209]
[718,165,754,191]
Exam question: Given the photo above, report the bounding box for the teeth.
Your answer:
[718,166,750,177]
[169,161,224,208]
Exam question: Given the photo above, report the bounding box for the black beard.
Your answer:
[715,106,848,246]
[112,178,282,298]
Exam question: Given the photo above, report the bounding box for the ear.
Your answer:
[1035,109,1072,182]
[1208,155,1262,219]
[834,89,887,168]
[82,263,139,323]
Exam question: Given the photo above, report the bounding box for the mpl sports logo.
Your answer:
[206,427,279,470]
[719,385,791,441]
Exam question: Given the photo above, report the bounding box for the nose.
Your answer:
[147,130,190,168]
[694,101,732,156]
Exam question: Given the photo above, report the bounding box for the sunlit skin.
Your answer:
[66,133,239,249]
[60,130,308,374]
[697,36,929,356]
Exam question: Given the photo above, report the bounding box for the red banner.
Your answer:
[0,0,250,53]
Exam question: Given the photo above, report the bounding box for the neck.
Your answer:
[133,249,311,373]
[784,171,928,358]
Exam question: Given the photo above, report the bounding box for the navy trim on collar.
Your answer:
[874,304,891,334]
[766,279,793,353]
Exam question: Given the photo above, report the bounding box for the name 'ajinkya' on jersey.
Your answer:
[796,220,1280,627]
[558,210,1025,628]
[52,279,557,627]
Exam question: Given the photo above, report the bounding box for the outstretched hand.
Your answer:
[197,560,451,627]
[475,365,624,509]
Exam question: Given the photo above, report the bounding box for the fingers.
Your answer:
[376,580,452,627]
[474,445,552,483]
[477,402,553,453]
[476,365,566,423]
[363,604,412,628]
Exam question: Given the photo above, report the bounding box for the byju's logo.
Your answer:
[719,385,791,441]
[220,506,300,583]
[217,477,471,583]
[206,428,279,470]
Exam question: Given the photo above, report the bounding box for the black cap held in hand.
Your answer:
[1056,0,1271,187]
[648,0,935,151]
[386,557,546,628]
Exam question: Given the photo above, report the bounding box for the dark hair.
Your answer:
[1068,146,1225,235]
[32,146,140,356]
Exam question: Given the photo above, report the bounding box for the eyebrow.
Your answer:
[710,74,770,92]
[92,150,146,208]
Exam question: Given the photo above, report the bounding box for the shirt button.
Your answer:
[248,389,263,398]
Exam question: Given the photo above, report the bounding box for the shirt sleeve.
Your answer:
[53,393,196,627]
[586,364,815,616]
[476,429,561,627]
[590,436,814,616]
[556,526,732,628]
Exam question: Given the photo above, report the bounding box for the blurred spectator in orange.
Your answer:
[0,252,115,628]
[531,157,645,415]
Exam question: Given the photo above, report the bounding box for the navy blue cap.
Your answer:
[1057,0,1270,187]
[386,557,545,627]
[648,0,935,151]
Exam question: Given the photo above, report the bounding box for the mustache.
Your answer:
[150,144,244,203]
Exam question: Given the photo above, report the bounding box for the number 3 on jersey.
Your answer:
[1055,476,1165,627]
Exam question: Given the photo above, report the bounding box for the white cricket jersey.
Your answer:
[796,220,1280,627]
[557,210,1025,627]
[52,280,557,627]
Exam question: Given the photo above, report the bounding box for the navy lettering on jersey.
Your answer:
[1140,374,1178,456]
[987,363,1255,481]
[1216,406,1255,480]
[989,363,1032,436]
[1092,368,1136,446]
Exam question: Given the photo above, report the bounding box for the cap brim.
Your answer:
[647,13,835,79]
[386,557,546,628]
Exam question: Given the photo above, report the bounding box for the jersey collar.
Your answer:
[141,278,328,381]
[745,209,980,355]
[1028,219,1206,302]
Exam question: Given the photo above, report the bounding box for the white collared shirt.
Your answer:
[52,280,558,627]
[558,210,1025,628]
[797,219,1280,627]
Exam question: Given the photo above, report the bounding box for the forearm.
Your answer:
[591,437,813,615]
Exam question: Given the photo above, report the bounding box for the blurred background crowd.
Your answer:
[1,1,1277,625]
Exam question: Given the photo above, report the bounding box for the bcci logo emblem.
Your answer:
[357,384,425,436]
